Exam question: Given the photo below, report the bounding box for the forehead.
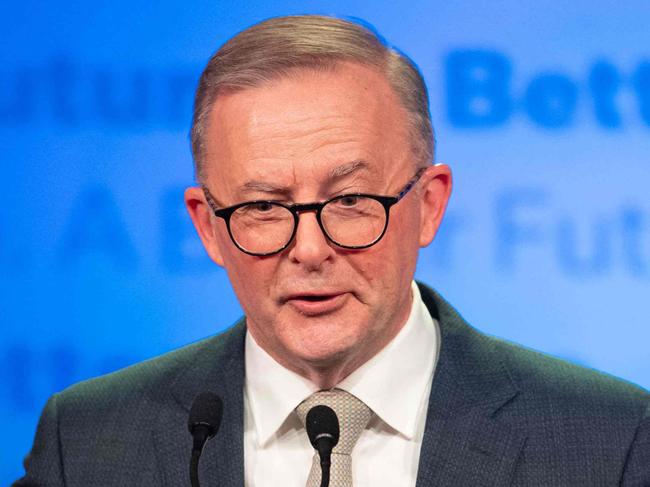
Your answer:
[202,62,413,193]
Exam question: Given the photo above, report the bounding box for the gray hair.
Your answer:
[190,15,435,181]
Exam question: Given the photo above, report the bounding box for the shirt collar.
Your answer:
[245,281,438,445]
[338,281,438,439]
[245,332,317,447]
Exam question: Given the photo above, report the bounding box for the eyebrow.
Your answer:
[240,180,291,195]
[329,160,369,179]
[238,160,371,196]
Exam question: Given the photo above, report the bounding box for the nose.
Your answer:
[287,211,334,269]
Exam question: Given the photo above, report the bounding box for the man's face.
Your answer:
[186,62,451,384]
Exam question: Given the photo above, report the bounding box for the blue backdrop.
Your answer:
[3,1,649,482]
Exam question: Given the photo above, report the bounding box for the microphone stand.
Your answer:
[318,446,332,487]
[190,448,203,487]
[188,392,223,487]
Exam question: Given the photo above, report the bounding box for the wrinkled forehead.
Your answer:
[201,63,414,195]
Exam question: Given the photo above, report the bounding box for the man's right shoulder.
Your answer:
[14,322,247,486]
[54,320,246,414]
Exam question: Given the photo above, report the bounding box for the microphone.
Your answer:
[188,392,223,487]
[306,405,340,487]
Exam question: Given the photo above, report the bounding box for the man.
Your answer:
[15,15,650,486]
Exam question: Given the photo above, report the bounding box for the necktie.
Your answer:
[296,389,372,487]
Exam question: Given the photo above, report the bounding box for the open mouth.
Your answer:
[284,292,348,315]
[295,295,336,302]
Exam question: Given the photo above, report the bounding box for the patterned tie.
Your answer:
[296,389,372,487]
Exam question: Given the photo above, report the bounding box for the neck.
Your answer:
[299,344,394,389]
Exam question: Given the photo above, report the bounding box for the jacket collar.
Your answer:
[155,321,247,486]
[416,283,526,486]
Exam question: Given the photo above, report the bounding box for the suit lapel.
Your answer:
[152,321,247,487]
[416,284,527,486]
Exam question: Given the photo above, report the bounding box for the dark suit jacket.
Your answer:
[15,284,650,486]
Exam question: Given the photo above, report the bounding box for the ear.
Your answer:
[418,164,452,247]
[184,186,226,267]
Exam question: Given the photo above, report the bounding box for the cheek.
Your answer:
[364,210,420,287]
[383,210,420,261]
[348,239,412,299]
[218,248,276,313]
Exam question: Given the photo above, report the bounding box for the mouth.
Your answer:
[283,292,349,316]
[292,294,336,301]
[284,291,344,301]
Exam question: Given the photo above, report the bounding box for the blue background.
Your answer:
[2,1,649,482]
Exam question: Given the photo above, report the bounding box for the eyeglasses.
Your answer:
[202,167,426,256]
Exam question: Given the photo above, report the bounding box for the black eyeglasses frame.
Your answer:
[202,166,426,256]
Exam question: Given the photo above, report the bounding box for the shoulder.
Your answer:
[17,323,247,485]
[52,321,246,417]
[418,281,649,416]
[486,335,650,483]
[418,281,650,483]
[493,335,649,416]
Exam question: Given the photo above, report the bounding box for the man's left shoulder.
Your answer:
[489,337,650,484]
[418,281,649,420]
[418,281,649,413]
[492,335,649,415]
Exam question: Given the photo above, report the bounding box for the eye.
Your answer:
[237,201,281,218]
[338,196,359,207]
[253,202,274,212]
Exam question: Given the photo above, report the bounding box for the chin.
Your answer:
[289,329,362,367]
[296,348,352,373]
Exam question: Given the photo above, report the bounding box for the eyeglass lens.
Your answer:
[228,196,387,254]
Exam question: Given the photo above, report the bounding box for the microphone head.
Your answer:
[306,405,340,450]
[188,392,223,439]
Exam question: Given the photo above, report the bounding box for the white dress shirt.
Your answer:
[244,281,440,486]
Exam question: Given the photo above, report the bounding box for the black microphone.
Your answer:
[188,392,223,487]
[306,405,340,487]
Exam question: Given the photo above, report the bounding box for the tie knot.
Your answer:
[296,389,372,455]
